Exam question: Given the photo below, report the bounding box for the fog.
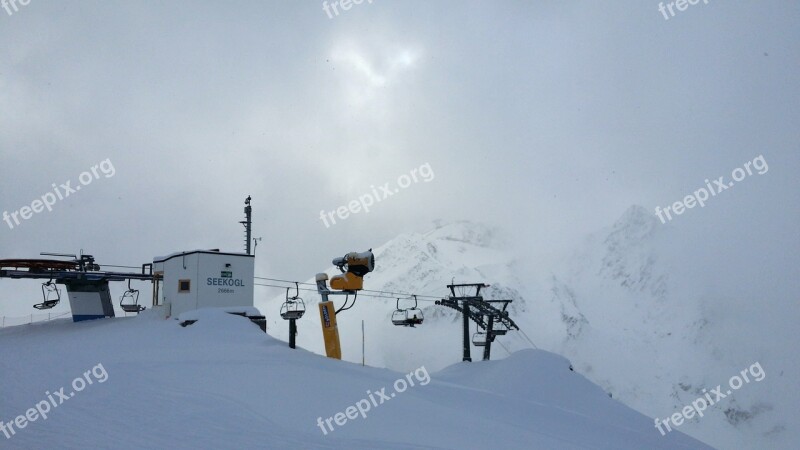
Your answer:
[1,1,798,321]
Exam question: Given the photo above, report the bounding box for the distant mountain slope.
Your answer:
[543,206,792,450]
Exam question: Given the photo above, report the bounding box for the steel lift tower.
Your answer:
[436,283,519,362]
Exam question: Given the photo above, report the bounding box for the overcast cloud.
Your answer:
[1,1,798,318]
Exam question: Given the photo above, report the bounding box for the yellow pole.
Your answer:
[318,301,341,360]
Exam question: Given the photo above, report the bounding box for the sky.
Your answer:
[1,0,798,318]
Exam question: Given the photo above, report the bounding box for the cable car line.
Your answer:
[253,279,442,302]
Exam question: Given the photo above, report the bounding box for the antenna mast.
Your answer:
[240,196,252,255]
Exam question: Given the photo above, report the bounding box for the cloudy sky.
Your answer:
[1,1,798,317]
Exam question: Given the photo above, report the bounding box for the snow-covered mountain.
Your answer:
[545,206,796,450]
[259,208,796,450]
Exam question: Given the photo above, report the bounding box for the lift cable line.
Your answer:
[101,264,145,270]
[254,276,315,286]
[495,338,512,356]
[254,283,441,302]
[359,288,440,300]
[254,276,442,300]
[254,275,442,301]
[516,327,539,350]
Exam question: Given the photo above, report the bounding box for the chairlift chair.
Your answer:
[120,280,145,313]
[391,296,424,327]
[472,331,488,347]
[492,319,509,336]
[280,283,306,320]
[34,280,61,310]
[391,309,411,326]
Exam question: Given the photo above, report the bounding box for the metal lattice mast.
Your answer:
[436,283,518,362]
[240,196,252,255]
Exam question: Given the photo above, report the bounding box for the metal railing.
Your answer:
[0,311,71,328]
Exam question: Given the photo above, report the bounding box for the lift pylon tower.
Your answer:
[436,283,518,362]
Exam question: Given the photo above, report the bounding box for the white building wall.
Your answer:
[196,253,254,311]
[153,250,254,318]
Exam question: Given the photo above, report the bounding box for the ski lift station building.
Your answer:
[152,250,255,318]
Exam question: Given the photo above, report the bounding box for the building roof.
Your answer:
[153,249,253,264]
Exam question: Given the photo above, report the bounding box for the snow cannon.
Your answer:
[314,249,374,360]
[328,250,374,291]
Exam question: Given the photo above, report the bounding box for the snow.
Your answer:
[176,306,263,322]
[0,309,710,449]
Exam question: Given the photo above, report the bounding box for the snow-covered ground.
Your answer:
[0,309,710,449]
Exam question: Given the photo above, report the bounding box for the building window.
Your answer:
[178,279,191,293]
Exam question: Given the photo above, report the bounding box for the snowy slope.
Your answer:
[544,206,796,450]
[258,212,796,450]
[0,309,710,449]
